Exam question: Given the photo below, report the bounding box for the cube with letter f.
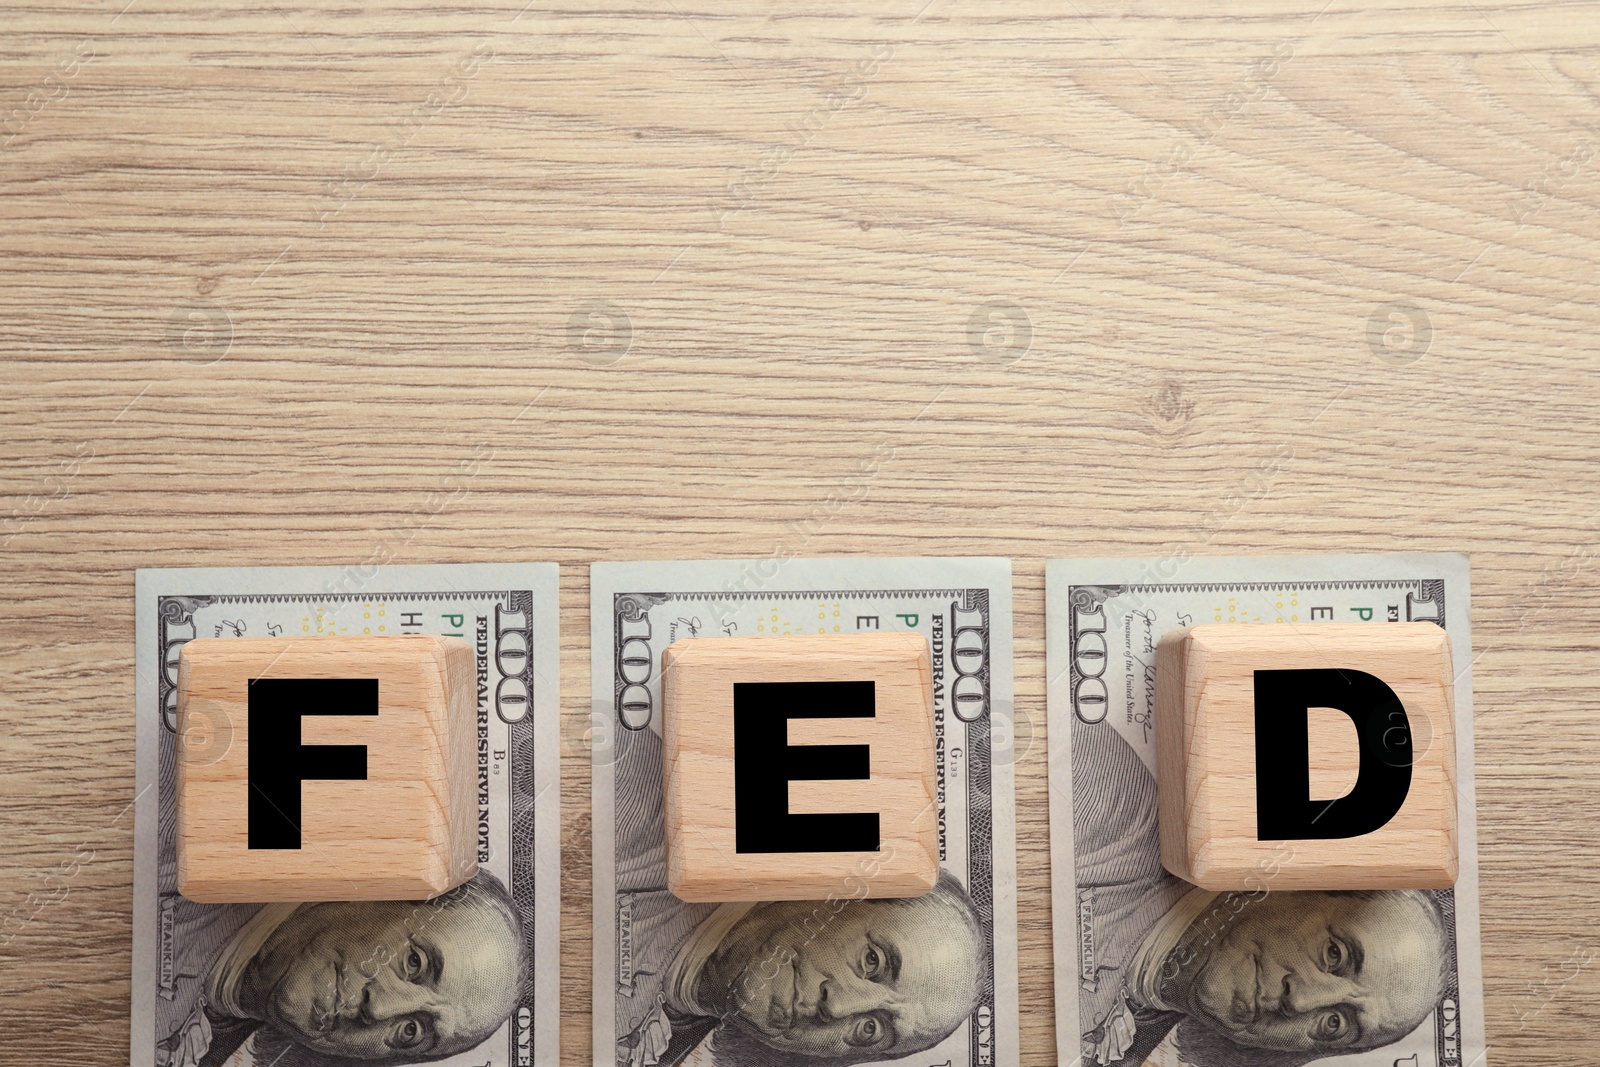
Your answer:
[176,635,478,902]
[662,633,939,902]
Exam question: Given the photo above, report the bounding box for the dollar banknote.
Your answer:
[590,558,1019,1067]
[1047,554,1484,1067]
[132,564,561,1067]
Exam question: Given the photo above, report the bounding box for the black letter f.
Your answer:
[247,678,378,849]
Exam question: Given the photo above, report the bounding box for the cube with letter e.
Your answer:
[662,633,939,902]
[1155,622,1458,891]
[176,635,478,902]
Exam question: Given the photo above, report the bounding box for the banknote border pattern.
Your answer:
[611,586,1000,1067]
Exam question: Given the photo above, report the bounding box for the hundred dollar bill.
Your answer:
[1047,554,1484,1067]
[591,558,1019,1067]
[132,564,560,1067]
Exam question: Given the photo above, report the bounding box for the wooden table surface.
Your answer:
[3,2,1598,1064]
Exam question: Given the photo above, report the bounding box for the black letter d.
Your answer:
[1254,669,1412,840]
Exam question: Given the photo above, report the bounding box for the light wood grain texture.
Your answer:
[662,633,938,901]
[1155,622,1457,890]
[1,0,1598,1063]
[176,635,478,902]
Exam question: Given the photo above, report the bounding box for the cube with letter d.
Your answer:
[662,633,939,902]
[1156,622,1458,891]
[176,635,478,902]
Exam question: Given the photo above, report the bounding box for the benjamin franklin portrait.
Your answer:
[1074,722,1451,1067]
[613,725,987,1067]
[155,869,527,1067]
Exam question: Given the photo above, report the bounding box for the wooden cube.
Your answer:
[662,633,938,902]
[1157,623,1457,891]
[176,635,478,902]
